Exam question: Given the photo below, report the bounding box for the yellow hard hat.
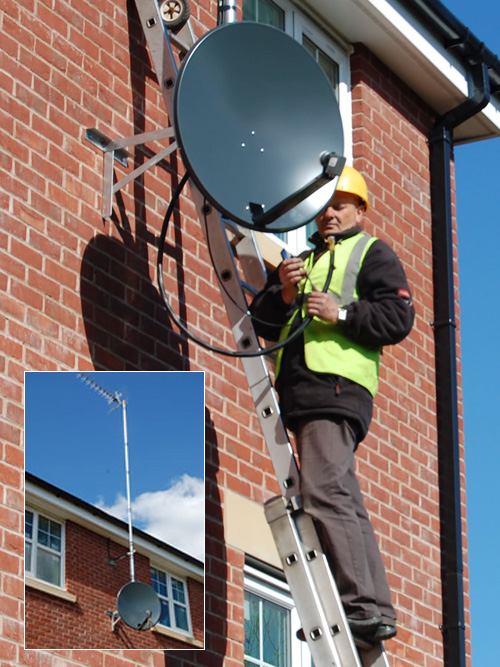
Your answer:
[336,165,370,210]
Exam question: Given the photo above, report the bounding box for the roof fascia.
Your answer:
[26,479,204,582]
[300,0,500,142]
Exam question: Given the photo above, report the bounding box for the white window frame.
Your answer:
[244,0,353,255]
[25,507,65,589]
[245,564,312,667]
[151,566,193,637]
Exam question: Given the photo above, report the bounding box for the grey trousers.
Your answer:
[295,418,396,621]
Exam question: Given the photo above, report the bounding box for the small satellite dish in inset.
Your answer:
[173,21,345,232]
[116,581,161,631]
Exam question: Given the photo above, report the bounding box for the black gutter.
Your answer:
[393,3,496,665]
[400,0,500,96]
[399,3,494,666]
[398,9,495,667]
[428,58,490,667]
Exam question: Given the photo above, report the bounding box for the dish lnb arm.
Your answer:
[249,152,346,228]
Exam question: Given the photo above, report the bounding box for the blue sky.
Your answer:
[25,371,205,561]
[456,147,499,655]
[442,1,500,665]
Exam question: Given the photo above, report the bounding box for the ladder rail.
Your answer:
[202,200,391,667]
[266,497,363,667]
[197,202,302,498]
[199,206,369,667]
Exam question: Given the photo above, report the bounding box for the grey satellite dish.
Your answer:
[116,581,161,631]
[173,21,345,232]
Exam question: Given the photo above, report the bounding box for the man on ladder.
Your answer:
[250,166,415,645]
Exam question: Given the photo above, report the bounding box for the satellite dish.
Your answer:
[116,581,161,631]
[173,21,345,232]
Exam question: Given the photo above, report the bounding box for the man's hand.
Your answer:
[279,258,307,304]
[306,287,340,323]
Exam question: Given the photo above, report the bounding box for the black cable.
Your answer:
[157,175,336,358]
[203,202,320,330]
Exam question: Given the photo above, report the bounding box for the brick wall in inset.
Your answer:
[25,520,203,650]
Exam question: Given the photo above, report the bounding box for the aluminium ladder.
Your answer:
[101,3,392,665]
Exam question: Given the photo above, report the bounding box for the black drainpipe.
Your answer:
[428,57,490,667]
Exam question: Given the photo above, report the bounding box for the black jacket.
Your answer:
[250,226,415,442]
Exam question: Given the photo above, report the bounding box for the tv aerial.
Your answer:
[173,20,346,232]
[77,374,161,632]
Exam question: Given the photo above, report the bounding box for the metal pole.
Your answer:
[77,373,136,582]
[218,0,237,25]
[121,399,135,582]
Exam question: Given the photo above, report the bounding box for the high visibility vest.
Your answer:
[276,233,380,396]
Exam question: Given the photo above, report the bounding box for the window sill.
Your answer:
[152,623,203,648]
[26,576,77,603]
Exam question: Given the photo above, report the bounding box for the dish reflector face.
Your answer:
[116,581,161,631]
[173,21,344,232]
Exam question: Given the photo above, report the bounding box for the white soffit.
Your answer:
[26,480,204,580]
[305,0,500,143]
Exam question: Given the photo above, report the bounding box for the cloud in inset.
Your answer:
[96,474,205,561]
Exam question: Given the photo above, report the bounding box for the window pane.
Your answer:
[262,598,289,667]
[37,515,49,546]
[242,0,284,29]
[151,568,168,597]
[25,510,33,540]
[174,603,189,631]
[302,35,316,60]
[245,590,290,667]
[26,542,32,572]
[302,34,339,93]
[319,51,338,89]
[242,0,256,21]
[50,531,61,552]
[159,599,171,627]
[36,548,61,586]
[259,0,284,29]
[172,578,186,604]
[37,516,62,552]
[244,591,260,659]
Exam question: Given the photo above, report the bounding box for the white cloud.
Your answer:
[96,474,205,562]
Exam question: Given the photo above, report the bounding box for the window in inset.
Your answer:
[151,566,192,634]
[25,508,64,587]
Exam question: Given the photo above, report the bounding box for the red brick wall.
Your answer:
[0,0,467,666]
[25,521,203,649]
[350,44,468,667]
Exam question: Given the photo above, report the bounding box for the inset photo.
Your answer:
[24,371,205,650]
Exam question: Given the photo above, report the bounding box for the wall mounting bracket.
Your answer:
[85,126,177,220]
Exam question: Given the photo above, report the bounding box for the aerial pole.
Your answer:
[120,396,135,581]
[217,0,237,24]
[77,373,135,582]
